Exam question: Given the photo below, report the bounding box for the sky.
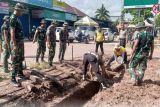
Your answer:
[63,0,123,17]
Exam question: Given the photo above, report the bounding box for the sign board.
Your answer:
[124,0,158,9]
[44,10,65,22]
[152,4,160,13]
[53,0,67,8]
[32,10,44,18]
[65,13,77,21]
[0,2,9,14]
[12,0,53,8]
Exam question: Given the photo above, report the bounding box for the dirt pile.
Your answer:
[84,59,160,107]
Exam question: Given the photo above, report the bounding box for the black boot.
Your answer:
[11,78,20,87]
[36,56,39,64]
[17,73,26,80]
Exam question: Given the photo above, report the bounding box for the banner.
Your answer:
[53,0,67,8]
[0,2,9,14]
[124,0,158,8]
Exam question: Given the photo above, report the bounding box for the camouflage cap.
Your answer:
[14,3,24,10]
[136,22,146,29]
[3,15,10,21]
[40,19,46,24]
[63,22,68,26]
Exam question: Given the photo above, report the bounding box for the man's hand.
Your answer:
[33,39,36,44]
[13,45,18,52]
[129,54,133,61]
[115,59,119,64]
[121,60,124,64]
[47,42,51,49]
[148,55,152,60]
[6,43,11,52]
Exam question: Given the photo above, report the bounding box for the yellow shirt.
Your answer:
[114,47,126,56]
[96,31,104,42]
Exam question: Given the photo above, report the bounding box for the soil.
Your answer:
[0,42,160,107]
[84,59,160,107]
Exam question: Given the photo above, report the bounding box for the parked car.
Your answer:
[56,27,75,43]
[102,28,115,42]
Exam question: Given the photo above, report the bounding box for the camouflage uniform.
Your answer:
[1,22,10,72]
[46,25,56,66]
[129,30,154,82]
[10,14,25,78]
[36,26,46,63]
[59,29,69,62]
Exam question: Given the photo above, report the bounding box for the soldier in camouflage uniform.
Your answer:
[1,16,10,73]
[10,3,25,87]
[129,22,154,85]
[33,19,47,63]
[46,21,57,66]
[58,22,69,63]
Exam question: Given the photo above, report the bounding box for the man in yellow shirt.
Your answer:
[95,26,105,55]
[106,44,127,67]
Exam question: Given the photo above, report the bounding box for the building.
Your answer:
[0,0,87,38]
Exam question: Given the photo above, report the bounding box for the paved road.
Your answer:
[24,41,117,65]
[1,41,160,66]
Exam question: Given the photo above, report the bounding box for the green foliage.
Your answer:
[95,4,110,21]
[29,62,50,70]
[112,19,119,27]
[155,14,160,27]
[122,8,153,24]
[0,77,3,81]
[130,16,144,24]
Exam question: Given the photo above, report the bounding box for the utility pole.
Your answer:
[120,0,124,25]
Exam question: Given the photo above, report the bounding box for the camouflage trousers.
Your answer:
[48,42,56,66]
[58,42,66,62]
[2,41,10,72]
[129,52,148,81]
[11,40,24,78]
[36,42,46,63]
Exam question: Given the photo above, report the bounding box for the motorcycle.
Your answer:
[82,34,89,44]
[74,30,89,44]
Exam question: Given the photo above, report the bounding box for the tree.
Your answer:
[112,19,119,27]
[156,14,160,27]
[122,9,153,24]
[95,4,110,21]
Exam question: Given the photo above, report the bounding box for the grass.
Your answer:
[0,76,4,81]
[29,62,50,70]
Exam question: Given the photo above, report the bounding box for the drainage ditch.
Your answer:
[55,81,101,107]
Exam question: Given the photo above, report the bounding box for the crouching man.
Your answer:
[82,52,108,89]
[106,44,128,68]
